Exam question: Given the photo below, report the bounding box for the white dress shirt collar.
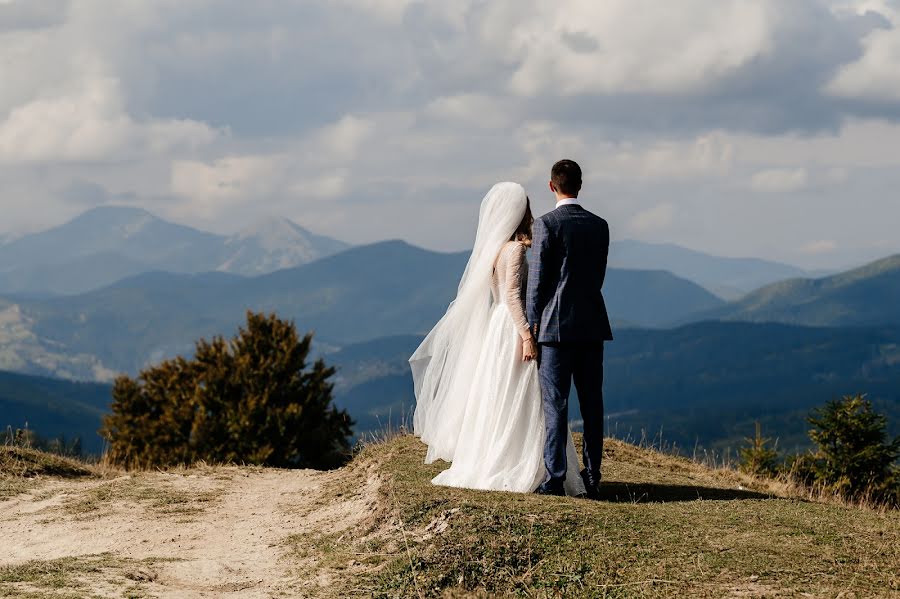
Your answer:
[555,197,580,208]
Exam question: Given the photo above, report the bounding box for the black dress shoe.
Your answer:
[580,469,602,500]
[535,481,565,496]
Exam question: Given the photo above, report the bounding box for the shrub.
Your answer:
[738,422,779,476]
[102,311,353,469]
[793,394,899,504]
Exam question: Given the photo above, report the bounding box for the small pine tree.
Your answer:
[102,311,354,469]
[801,394,900,503]
[739,422,779,476]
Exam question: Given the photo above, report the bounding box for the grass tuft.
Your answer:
[0,446,94,479]
[0,554,175,598]
[62,476,223,519]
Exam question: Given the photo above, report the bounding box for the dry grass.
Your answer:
[0,553,176,598]
[297,434,900,598]
[0,446,94,480]
[0,446,96,501]
[61,475,224,520]
[5,437,899,598]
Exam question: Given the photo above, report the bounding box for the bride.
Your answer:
[410,182,586,496]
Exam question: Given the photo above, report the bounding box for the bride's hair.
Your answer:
[511,197,533,247]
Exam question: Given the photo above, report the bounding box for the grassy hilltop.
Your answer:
[2,435,899,598]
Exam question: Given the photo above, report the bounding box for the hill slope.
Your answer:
[0,371,112,454]
[325,322,900,452]
[8,319,898,457]
[1,436,897,597]
[700,254,900,327]
[0,241,721,379]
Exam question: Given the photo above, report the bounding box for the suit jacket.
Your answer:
[526,203,614,343]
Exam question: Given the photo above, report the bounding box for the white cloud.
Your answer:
[827,27,900,100]
[0,76,219,163]
[628,203,676,234]
[425,94,514,128]
[314,115,375,162]
[825,0,900,100]
[297,171,350,199]
[1,0,900,270]
[171,155,281,211]
[606,134,735,181]
[504,0,775,96]
[801,239,838,254]
[750,168,810,193]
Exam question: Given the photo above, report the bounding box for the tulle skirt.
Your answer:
[431,303,587,496]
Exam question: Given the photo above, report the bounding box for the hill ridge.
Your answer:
[695,252,900,327]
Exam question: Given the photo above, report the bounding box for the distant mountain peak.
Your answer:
[231,216,312,245]
[74,205,157,223]
[217,217,350,275]
[0,206,355,294]
[80,204,154,216]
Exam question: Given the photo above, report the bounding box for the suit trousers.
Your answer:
[538,342,605,486]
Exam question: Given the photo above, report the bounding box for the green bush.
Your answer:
[738,422,779,476]
[793,394,899,504]
[102,311,353,469]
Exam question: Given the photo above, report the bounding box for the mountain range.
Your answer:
[0,206,349,295]
[0,240,723,380]
[6,318,899,456]
[0,206,818,300]
[317,323,900,453]
[608,239,815,299]
[699,254,900,327]
[0,211,898,385]
[2,206,900,456]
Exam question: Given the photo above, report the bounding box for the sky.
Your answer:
[1,0,900,269]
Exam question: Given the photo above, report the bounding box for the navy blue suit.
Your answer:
[526,203,613,490]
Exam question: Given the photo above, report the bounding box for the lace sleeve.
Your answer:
[504,242,532,341]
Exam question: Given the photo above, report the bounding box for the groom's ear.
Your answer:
[548,180,556,194]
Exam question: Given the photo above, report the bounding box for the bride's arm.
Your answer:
[504,243,532,342]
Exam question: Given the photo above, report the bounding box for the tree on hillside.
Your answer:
[794,394,899,504]
[739,422,779,476]
[102,311,353,469]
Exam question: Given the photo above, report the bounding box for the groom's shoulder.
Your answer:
[575,205,609,229]
[536,210,560,229]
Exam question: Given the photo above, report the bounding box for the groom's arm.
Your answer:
[526,217,553,338]
[597,219,610,289]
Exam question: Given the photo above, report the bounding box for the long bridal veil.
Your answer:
[410,182,528,463]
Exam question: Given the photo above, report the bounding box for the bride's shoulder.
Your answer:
[503,239,527,251]
[502,240,528,260]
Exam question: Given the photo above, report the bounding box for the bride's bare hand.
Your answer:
[522,337,537,362]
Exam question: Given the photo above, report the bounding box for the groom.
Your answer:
[526,159,613,498]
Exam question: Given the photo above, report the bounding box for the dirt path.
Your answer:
[1,465,375,597]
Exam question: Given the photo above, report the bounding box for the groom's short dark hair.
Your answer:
[551,159,582,197]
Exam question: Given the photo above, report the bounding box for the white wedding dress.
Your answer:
[431,242,586,495]
[410,182,585,497]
